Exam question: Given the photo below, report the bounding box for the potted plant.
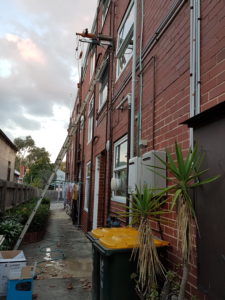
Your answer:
[152,143,219,299]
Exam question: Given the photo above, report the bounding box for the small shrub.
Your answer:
[0,198,50,249]
[0,217,23,250]
[29,203,50,232]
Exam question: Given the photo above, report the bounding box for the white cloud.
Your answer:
[6,34,45,64]
[0,59,12,77]
[0,0,97,161]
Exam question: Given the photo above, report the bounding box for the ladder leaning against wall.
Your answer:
[13,57,109,250]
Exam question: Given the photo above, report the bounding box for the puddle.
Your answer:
[37,258,92,279]
[44,247,52,260]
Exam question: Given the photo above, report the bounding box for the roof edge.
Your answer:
[0,129,18,152]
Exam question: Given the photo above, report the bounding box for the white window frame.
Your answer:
[99,65,108,111]
[112,135,128,203]
[101,0,110,26]
[84,161,91,211]
[87,97,94,144]
[116,1,134,79]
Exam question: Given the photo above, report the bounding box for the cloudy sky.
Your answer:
[0,0,97,161]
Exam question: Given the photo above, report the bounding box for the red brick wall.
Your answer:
[66,0,225,298]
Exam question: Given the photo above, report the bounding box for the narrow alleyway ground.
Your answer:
[21,200,92,300]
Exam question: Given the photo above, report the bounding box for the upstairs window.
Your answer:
[80,115,84,131]
[99,65,108,110]
[88,97,94,144]
[116,1,134,78]
[102,0,110,26]
[90,50,95,81]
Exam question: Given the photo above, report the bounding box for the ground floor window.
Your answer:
[112,135,128,203]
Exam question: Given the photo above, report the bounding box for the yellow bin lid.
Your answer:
[91,227,138,239]
[100,235,138,249]
[99,235,170,249]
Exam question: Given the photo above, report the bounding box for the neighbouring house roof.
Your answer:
[0,129,18,152]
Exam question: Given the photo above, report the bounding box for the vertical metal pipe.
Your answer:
[137,0,144,155]
[131,0,138,158]
[196,0,201,115]
[152,56,156,149]
[106,1,115,220]
[189,0,201,149]
[189,0,195,148]
[126,95,131,225]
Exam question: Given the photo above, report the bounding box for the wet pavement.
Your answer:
[21,200,92,300]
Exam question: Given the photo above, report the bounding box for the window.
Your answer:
[116,1,134,78]
[102,0,110,25]
[7,161,11,181]
[84,162,91,211]
[112,136,128,203]
[88,97,94,143]
[90,50,95,81]
[80,114,84,131]
[99,66,108,110]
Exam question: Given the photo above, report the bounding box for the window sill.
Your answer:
[111,196,126,204]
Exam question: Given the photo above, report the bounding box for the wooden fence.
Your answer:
[0,180,41,213]
[0,180,61,213]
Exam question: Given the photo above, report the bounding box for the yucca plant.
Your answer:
[152,142,219,300]
[119,186,167,296]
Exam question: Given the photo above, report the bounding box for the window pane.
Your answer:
[99,67,108,108]
[100,82,108,107]
[90,52,95,80]
[115,140,127,168]
[89,98,94,114]
[117,35,133,75]
[118,4,134,49]
[88,114,93,142]
[115,169,127,197]
[102,0,110,17]
[87,164,91,177]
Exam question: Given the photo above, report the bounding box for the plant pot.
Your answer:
[23,230,45,244]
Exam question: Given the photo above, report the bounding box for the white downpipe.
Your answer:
[138,0,144,153]
[190,0,195,119]
[189,0,194,148]
[131,0,138,158]
[196,0,201,115]
[190,0,201,148]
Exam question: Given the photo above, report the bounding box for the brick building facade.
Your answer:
[66,0,225,298]
[0,129,17,182]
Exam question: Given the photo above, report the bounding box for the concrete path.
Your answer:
[22,201,92,300]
